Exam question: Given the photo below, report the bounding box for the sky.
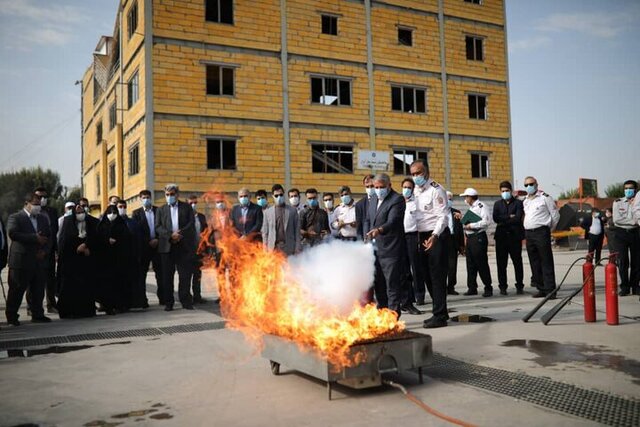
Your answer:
[0,0,639,198]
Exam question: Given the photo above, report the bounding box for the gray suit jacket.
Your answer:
[155,201,196,255]
[7,210,52,269]
[366,190,406,258]
[261,205,301,256]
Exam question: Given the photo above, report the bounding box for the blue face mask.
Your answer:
[402,188,412,198]
[413,175,427,187]
[142,198,152,208]
[274,195,285,206]
[307,199,319,208]
[166,195,176,205]
[501,191,512,200]
[239,196,249,206]
[375,188,388,199]
[365,188,375,197]
[257,198,267,208]
[624,188,635,199]
[447,200,453,208]
[340,195,352,205]
[525,185,537,195]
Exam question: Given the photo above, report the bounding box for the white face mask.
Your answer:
[29,205,42,216]
[216,202,225,210]
[324,200,334,209]
[40,197,48,207]
[289,196,300,206]
[76,213,86,222]
[107,213,118,222]
[64,210,74,217]
[191,203,197,211]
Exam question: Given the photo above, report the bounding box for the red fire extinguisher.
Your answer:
[583,256,595,322]
[605,253,619,325]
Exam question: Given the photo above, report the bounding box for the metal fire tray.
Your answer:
[261,330,433,400]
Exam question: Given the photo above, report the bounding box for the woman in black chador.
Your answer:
[57,205,98,318]
[96,205,133,314]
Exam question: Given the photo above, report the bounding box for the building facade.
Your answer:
[81,0,512,209]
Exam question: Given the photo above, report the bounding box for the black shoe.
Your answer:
[632,288,640,295]
[482,289,493,297]
[7,319,20,326]
[463,290,478,296]
[415,299,426,306]
[164,305,174,312]
[423,317,447,329]
[31,316,52,323]
[619,289,630,296]
[193,297,208,304]
[532,291,548,298]
[516,288,524,295]
[401,304,423,315]
[499,289,508,296]
[447,289,460,296]
[142,302,149,309]
[47,306,58,314]
[183,305,195,310]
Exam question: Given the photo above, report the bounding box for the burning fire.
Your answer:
[198,194,404,368]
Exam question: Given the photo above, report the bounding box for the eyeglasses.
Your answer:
[524,183,536,187]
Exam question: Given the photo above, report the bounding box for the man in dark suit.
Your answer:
[5,192,52,325]
[155,184,196,311]
[493,181,525,295]
[365,173,406,318]
[356,174,375,241]
[34,186,59,313]
[230,188,263,242]
[132,190,162,305]
[446,191,465,295]
[188,194,208,303]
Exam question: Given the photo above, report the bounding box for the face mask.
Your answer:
[375,188,388,199]
[624,188,635,199]
[413,175,427,187]
[289,196,299,206]
[447,200,453,208]
[65,210,74,217]
[215,202,225,210]
[307,199,319,208]
[142,198,152,208]
[525,185,537,195]
[365,188,375,197]
[501,191,512,200]
[274,195,285,206]
[402,188,412,198]
[340,195,352,205]
[239,196,249,206]
[40,197,48,207]
[594,212,600,218]
[107,213,118,222]
[29,205,41,215]
[257,198,267,208]
[166,195,176,205]
[324,200,333,209]
[83,206,90,214]
[191,203,197,211]
[117,208,126,216]
[76,213,86,222]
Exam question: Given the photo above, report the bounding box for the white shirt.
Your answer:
[447,210,454,233]
[145,208,156,239]
[326,209,339,237]
[523,192,560,230]
[612,197,638,229]
[77,220,87,239]
[24,208,38,232]
[588,216,602,235]
[403,198,418,233]
[170,204,179,233]
[194,213,202,236]
[463,200,492,235]
[332,203,357,238]
[413,178,449,236]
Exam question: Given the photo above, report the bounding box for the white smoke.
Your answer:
[287,240,376,314]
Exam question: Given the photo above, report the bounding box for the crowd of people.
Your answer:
[1,168,639,329]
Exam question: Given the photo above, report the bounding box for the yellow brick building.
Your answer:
[81,0,512,209]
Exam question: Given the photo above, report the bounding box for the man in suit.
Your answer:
[33,186,59,313]
[446,191,465,296]
[365,173,406,318]
[132,190,162,305]
[0,214,7,279]
[356,174,375,241]
[581,208,605,264]
[188,194,208,303]
[5,192,53,325]
[155,183,196,311]
[493,181,525,295]
[261,184,301,256]
[230,188,263,242]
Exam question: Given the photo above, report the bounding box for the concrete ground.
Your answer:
[0,248,639,427]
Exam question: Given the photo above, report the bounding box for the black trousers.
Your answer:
[446,240,459,292]
[6,267,46,321]
[495,234,524,290]
[373,255,403,314]
[418,230,449,321]
[525,226,556,292]
[192,255,203,299]
[405,232,425,302]
[140,249,162,304]
[614,228,639,292]
[587,233,604,264]
[160,248,193,307]
[466,232,492,290]
[26,251,56,310]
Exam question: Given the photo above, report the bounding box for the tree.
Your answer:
[0,167,65,222]
[605,181,640,198]
[558,188,579,200]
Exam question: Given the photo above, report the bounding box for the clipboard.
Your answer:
[461,210,482,225]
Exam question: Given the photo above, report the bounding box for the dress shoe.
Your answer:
[499,289,508,296]
[516,288,524,295]
[463,290,478,296]
[183,305,195,310]
[142,302,150,309]
[482,289,493,297]
[415,299,426,306]
[423,317,447,329]
[47,306,58,314]
[401,304,422,315]
[619,289,630,297]
[193,297,208,304]
[31,316,52,323]
[164,305,174,312]
[447,289,460,296]
[7,319,20,326]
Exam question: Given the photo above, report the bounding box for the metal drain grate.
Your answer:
[427,354,640,427]
[0,321,226,350]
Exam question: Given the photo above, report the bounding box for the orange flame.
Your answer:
[198,191,404,368]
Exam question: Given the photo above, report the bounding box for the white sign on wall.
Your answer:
[358,150,390,171]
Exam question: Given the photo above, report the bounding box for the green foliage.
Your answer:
[605,182,625,198]
[558,188,579,200]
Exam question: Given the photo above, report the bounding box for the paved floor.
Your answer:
[0,249,639,427]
